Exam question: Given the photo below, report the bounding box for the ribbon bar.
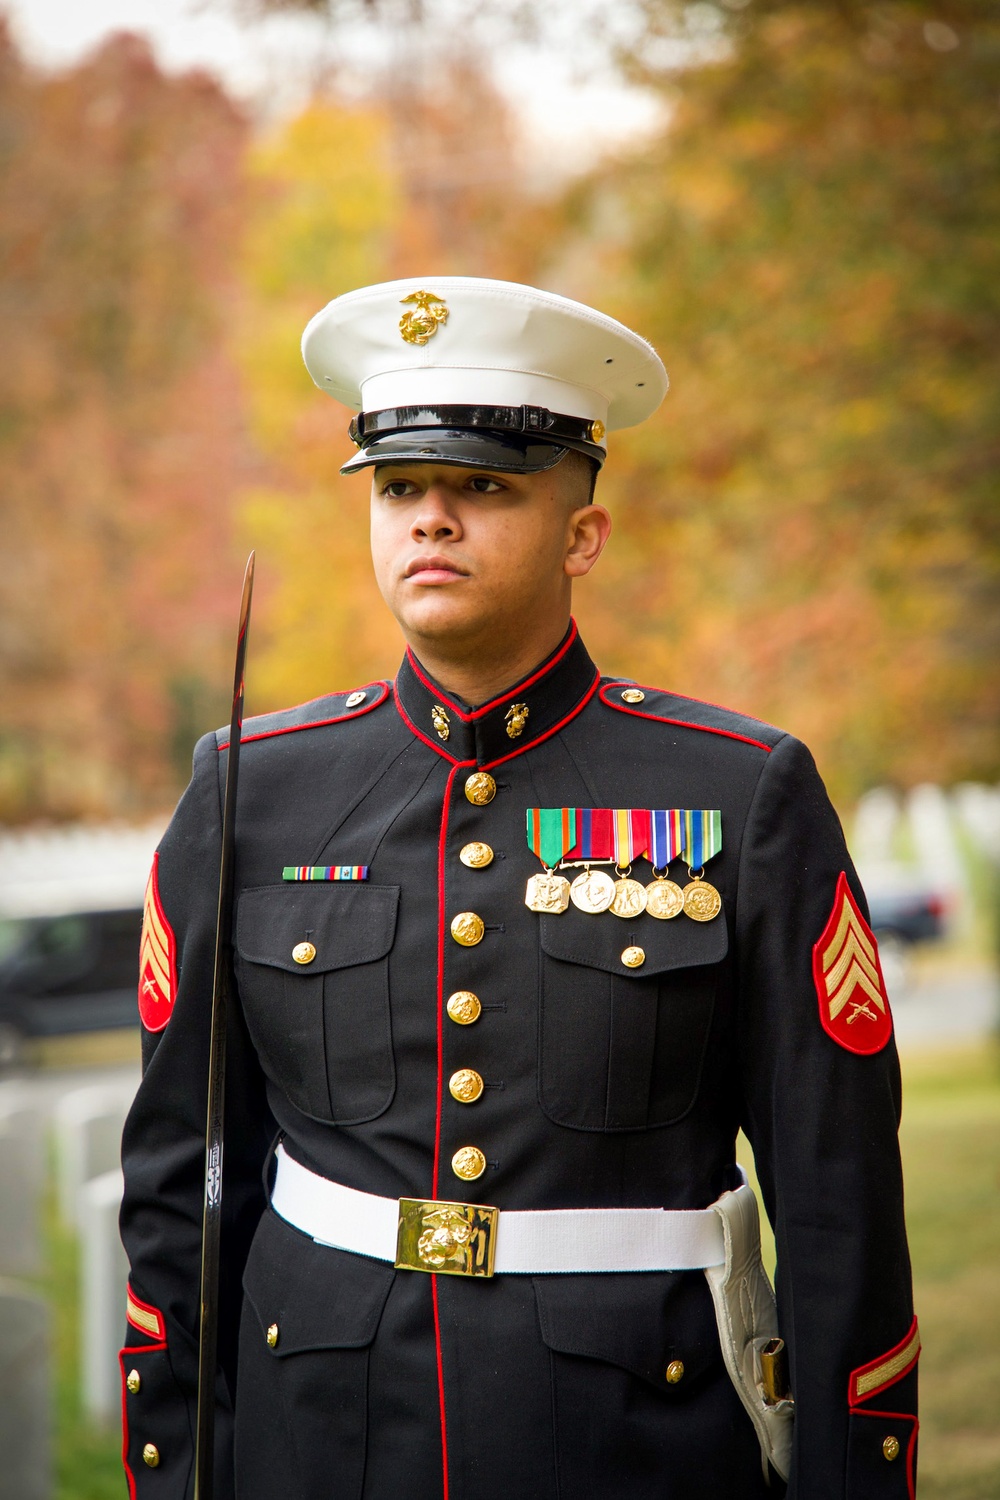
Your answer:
[530,809,722,869]
[282,866,370,881]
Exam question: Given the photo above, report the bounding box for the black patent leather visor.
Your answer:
[341,428,602,475]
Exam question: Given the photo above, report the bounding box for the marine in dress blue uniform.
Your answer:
[120,279,918,1500]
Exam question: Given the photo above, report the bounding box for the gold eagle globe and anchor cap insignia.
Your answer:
[398,290,449,346]
[300,276,668,476]
[505,703,529,739]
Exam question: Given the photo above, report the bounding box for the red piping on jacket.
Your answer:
[405,620,580,722]
[848,1315,920,1405]
[599,682,774,753]
[431,1277,451,1500]
[481,671,601,770]
[431,760,471,1500]
[848,1409,919,1500]
[395,669,600,769]
[217,681,391,750]
[395,684,461,764]
[119,1341,167,1500]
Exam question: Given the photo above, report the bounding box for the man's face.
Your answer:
[369,458,608,657]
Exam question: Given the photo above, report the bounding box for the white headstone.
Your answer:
[79,1168,129,1427]
[53,1083,135,1227]
[0,1099,46,1276]
[0,1280,51,1500]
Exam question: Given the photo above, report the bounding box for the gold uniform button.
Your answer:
[460,841,494,869]
[449,1069,484,1103]
[266,1323,279,1348]
[126,1369,141,1394]
[882,1436,900,1462]
[345,690,367,709]
[621,946,646,968]
[451,912,485,947]
[464,772,497,806]
[621,688,645,704]
[142,1444,160,1468]
[451,1145,487,1181]
[447,991,482,1025]
[666,1360,685,1384]
[292,941,316,965]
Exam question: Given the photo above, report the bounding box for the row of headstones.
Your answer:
[0,1079,136,1500]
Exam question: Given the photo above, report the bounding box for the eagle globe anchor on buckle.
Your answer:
[395,1197,499,1278]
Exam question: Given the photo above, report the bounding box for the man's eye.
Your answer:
[383,480,416,498]
[468,477,503,493]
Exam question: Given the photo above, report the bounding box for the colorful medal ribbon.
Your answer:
[566,808,614,861]
[679,810,722,869]
[282,865,369,881]
[526,808,579,870]
[612,809,651,866]
[650,809,684,870]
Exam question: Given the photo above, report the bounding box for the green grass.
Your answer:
[39,1044,1000,1498]
[32,1190,125,1498]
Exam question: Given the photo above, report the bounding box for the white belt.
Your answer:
[271,1144,726,1276]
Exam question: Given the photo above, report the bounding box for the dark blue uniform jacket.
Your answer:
[119,624,918,1500]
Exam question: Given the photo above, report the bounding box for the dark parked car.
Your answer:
[857,862,949,996]
[0,905,142,1067]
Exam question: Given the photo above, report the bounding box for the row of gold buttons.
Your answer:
[445,774,499,1181]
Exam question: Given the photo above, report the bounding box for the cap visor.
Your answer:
[341,428,572,475]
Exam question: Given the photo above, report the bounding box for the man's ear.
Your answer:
[564,505,612,579]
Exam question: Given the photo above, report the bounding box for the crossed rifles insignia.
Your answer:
[813,872,892,1055]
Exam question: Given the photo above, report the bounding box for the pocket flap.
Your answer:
[243,1207,395,1355]
[236,884,399,974]
[540,902,728,978]
[534,1269,722,1392]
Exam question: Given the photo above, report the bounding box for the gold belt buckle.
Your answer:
[395,1197,498,1278]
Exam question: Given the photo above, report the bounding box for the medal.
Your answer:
[570,868,616,914]
[525,871,572,914]
[610,875,647,919]
[645,877,684,920]
[682,875,722,922]
[525,809,579,915]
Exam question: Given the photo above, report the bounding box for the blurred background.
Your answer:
[0,0,996,1495]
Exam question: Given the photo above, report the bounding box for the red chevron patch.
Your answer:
[813,872,892,1055]
[138,853,177,1033]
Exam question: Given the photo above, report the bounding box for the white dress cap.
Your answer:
[301,277,668,473]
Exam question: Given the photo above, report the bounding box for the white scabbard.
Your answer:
[704,1178,794,1484]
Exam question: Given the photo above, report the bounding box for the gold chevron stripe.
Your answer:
[822,896,875,970]
[854,1325,921,1399]
[825,929,881,994]
[140,866,174,1000]
[828,962,886,1020]
[126,1290,163,1339]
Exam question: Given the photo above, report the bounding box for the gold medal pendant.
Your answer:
[525,871,571,914]
[645,877,684,920]
[610,874,647,919]
[682,874,722,922]
[570,867,616,914]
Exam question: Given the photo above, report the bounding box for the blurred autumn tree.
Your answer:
[0,24,249,820]
[235,57,557,708]
[2,0,996,819]
[561,0,1000,798]
[242,0,998,800]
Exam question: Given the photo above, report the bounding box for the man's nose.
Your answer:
[410,489,460,541]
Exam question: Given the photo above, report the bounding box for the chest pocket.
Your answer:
[538,906,727,1132]
[235,884,399,1126]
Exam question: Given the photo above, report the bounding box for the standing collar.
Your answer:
[394,620,600,768]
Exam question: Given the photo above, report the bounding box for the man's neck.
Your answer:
[407,620,572,708]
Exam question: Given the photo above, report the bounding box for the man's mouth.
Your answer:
[404,556,468,584]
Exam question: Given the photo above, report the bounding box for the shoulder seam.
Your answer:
[217,680,392,751]
[598,681,775,753]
